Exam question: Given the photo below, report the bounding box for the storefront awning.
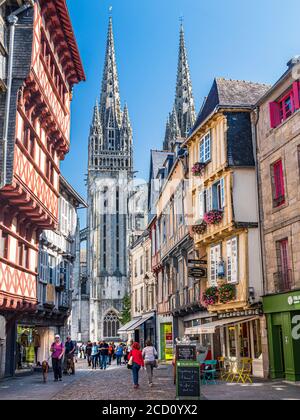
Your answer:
[185,316,258,335]
[118,317,142,334]
[128,312,155,331]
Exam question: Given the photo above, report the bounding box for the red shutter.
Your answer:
[293,81,300,110]
[269,102,281,128]
[273,160,285,202]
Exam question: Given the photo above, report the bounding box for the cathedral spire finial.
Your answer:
[174,21,196,138]
[99,16,122,130]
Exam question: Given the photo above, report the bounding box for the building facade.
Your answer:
[256,57,300,382]
[0,0,84,377]
[31,176,86,370]
[87,18,134,342]
[119,231,156,346]
[186,78,270,377]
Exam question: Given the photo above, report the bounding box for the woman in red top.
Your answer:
[128,342,144,389]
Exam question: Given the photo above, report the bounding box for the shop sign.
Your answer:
[292,316,300,341]
[288,295,300,306]
[217,308,263,319]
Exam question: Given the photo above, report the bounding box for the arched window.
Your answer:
[103,311,120,338]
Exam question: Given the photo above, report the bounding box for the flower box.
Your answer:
[192,220,207,235]
[203,286,219,306]
[192,162,207,177]
[218,284,236,304]
[204,210,223,225]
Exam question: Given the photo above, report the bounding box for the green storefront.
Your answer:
[263,290,300,382]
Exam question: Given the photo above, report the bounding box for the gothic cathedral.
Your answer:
[87,18,133,341]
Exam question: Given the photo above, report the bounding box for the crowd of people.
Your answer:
[49,335,158,389]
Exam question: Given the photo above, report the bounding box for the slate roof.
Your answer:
[191,78,271,134]
[149,150,174,181]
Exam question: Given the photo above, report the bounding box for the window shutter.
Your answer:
[232,237,238,283]
[227,240,232,283]
[269,102,281,128]
[210,247,216,286]
[293,81,300,110]
[221,178,225,208]
[199,191,204,220]
[207,187,213,212]
[273,160,285,200]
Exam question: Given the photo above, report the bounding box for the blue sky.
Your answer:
[63,0,300,225]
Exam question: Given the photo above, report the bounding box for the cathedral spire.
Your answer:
[174,23,196,138]
[91,100,101,131]
[99,17,122,130]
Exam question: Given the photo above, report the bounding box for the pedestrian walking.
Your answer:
[86,341,93,367]
[108,342,114,365]
[99,340,109,369]
[64,336,76,375]
[91,342,99,369]
[115,343,123,366]
[142,340,158,387]
[50,334,65,382]
[128,342,144,389]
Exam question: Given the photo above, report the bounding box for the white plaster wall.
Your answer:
[232,169,258,223]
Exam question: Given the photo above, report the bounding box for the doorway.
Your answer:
[272,324,286,379]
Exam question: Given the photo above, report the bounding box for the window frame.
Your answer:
[199,131,211,163]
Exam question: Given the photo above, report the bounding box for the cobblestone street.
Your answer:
[0,359,300,400]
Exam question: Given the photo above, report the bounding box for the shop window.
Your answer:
[269,81,300,128]
[271,160,285,208]
[252,319,262,359]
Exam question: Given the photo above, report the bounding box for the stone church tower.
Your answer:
[87,18,133,341]
[163,24,196,152]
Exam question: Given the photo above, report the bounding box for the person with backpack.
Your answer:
[86,341,93,367]
[50,335,65,382]
[128,342,144,389]
[64,336,76,375]
[142,340,158,387]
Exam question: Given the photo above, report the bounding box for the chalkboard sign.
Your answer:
[176,361,201,400]
[176,345,196,361]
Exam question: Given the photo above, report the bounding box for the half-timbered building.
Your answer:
[0,0,85,377]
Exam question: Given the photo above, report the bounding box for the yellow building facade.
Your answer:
[185,78,270,377]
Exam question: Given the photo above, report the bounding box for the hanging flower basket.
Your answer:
[219,284,236,304]
[192,220,207,235]
[204,210,224,225]
[203,286,219,306]
[192,162,207,177]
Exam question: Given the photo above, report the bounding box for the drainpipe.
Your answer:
[1,1,34,187]
[251,107,267,298]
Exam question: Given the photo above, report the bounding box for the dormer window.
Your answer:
[269,81,300,128]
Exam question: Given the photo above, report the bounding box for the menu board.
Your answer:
[176,345,196,361]
[176,361,201,400]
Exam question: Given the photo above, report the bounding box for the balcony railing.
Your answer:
[273,270,294,293]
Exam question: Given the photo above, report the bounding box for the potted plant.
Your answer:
[191,162,207,177]
[219,284,236,304]
[204,209,224,225]
[203,286,219,306]
[192,219,207,235]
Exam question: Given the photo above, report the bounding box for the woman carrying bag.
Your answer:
[128,342,144,389]
[142,340,158,387]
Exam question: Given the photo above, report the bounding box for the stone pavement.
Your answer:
[0,359,299,400]
[201,380,300,400]
[0,360,176,400]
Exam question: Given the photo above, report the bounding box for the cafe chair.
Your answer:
[201,360,218,385]
[236,358,253,384]
[217,356,230,381]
